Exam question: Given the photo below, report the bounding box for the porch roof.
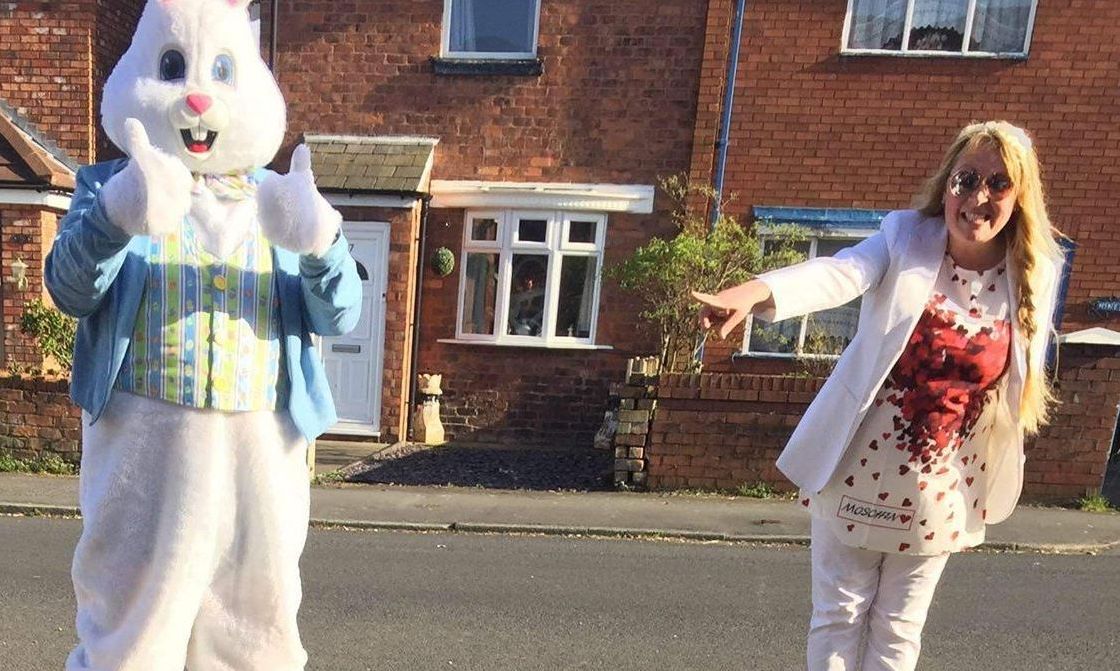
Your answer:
[303,134,438,195]
[0,98,77,191]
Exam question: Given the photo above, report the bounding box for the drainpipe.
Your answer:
[708,0,749,229]
[405,195,432,441]
[695,0,749,368]
[269,0,279,72]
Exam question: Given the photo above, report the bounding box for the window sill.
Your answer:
[431,57,544,76]
[732,351,840,361]
[839,49,1028,61]
[438,338,613,351]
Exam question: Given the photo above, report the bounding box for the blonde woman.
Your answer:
[693,121,1064,671]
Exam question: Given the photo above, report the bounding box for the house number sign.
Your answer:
[1089,297,1120,318]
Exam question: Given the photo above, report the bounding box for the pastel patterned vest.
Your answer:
[117,214,287,411]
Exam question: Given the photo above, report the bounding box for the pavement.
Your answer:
[3,446,1119,553]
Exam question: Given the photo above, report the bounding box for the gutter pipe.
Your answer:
[709,0,749,229]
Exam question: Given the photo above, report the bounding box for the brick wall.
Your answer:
[0,373,81,463]
[691,0,1120,338]
[1,206,60,369]
[645,347,1120,501]
[646,373,821,491]
[1023,343,1120,499]
[91,0,143,160]
[0,0,140,164]
[0,0,96,163]
[274,0,707,184]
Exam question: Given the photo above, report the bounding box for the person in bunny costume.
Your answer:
[44,1,360,669]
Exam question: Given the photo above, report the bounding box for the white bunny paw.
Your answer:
[257,144,341,257]
[101,118,194,237]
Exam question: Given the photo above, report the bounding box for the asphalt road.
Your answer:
[1,516,1117,670]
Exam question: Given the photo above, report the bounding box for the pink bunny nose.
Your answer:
[185,93,212,115]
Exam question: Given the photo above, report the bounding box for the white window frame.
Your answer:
[741,231,874,359]
[840,0,1039,58]
[454,209,607,348]
[440,0,542,60]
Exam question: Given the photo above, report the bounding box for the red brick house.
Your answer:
[1,0,143,368]
[645,0,1120,499]
[3,1,1118,499]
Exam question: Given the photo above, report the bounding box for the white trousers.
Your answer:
[66,393,311,671]
[808,519,950,671]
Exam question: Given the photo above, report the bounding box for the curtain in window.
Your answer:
[450,0,536,54]
[576,258,597,337]
[909,0,966,50]
[971,0,1031,52]
[449,0,477,52]
[462,253,496,335]
[910,0,967,30]
[520,0,537,53]
[847,0,906,50]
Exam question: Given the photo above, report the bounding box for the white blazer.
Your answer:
[756,210,1062,523]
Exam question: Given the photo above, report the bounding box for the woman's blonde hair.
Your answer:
[913,120,1064,435]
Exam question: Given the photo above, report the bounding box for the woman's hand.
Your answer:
[691,279,774,340]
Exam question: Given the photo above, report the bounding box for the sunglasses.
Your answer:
[948,169,1014,199]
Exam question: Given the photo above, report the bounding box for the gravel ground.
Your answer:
[339,443,615,492]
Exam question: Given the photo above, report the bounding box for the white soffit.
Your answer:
[0,188,71,210]
[1058,327,1120,347]
[324,192,419,209]
[430,180,654,214]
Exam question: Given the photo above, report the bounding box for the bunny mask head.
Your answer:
[101,0,286,175]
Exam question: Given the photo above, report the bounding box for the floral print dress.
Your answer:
[805,253,1012,555]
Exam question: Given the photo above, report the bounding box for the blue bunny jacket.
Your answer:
[44,159,362,442]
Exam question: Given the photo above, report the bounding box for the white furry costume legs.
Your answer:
[67,392,310,671]
[807,520,949,671]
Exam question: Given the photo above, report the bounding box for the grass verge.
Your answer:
[0,451,77,476]
[1076,494,1116,513]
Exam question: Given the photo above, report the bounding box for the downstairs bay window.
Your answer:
[457,209,605,347]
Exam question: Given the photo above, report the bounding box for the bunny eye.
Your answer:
[159,49,187,81]
[212,54,235,85]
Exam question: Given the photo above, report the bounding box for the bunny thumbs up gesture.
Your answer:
[100,118,195,236]
[257,144,342,257]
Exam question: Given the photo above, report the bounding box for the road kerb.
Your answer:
[1,502,1116,554]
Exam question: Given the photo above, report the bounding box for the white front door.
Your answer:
[322,222,390,435]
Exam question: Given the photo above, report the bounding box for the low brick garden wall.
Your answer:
[606,343,1120,502]
[1022,343,1120,498]
[0,373,81,464]
[646,373,823,492]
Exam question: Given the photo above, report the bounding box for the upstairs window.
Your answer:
[843,0,1038,57]
[442,0,541,59]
